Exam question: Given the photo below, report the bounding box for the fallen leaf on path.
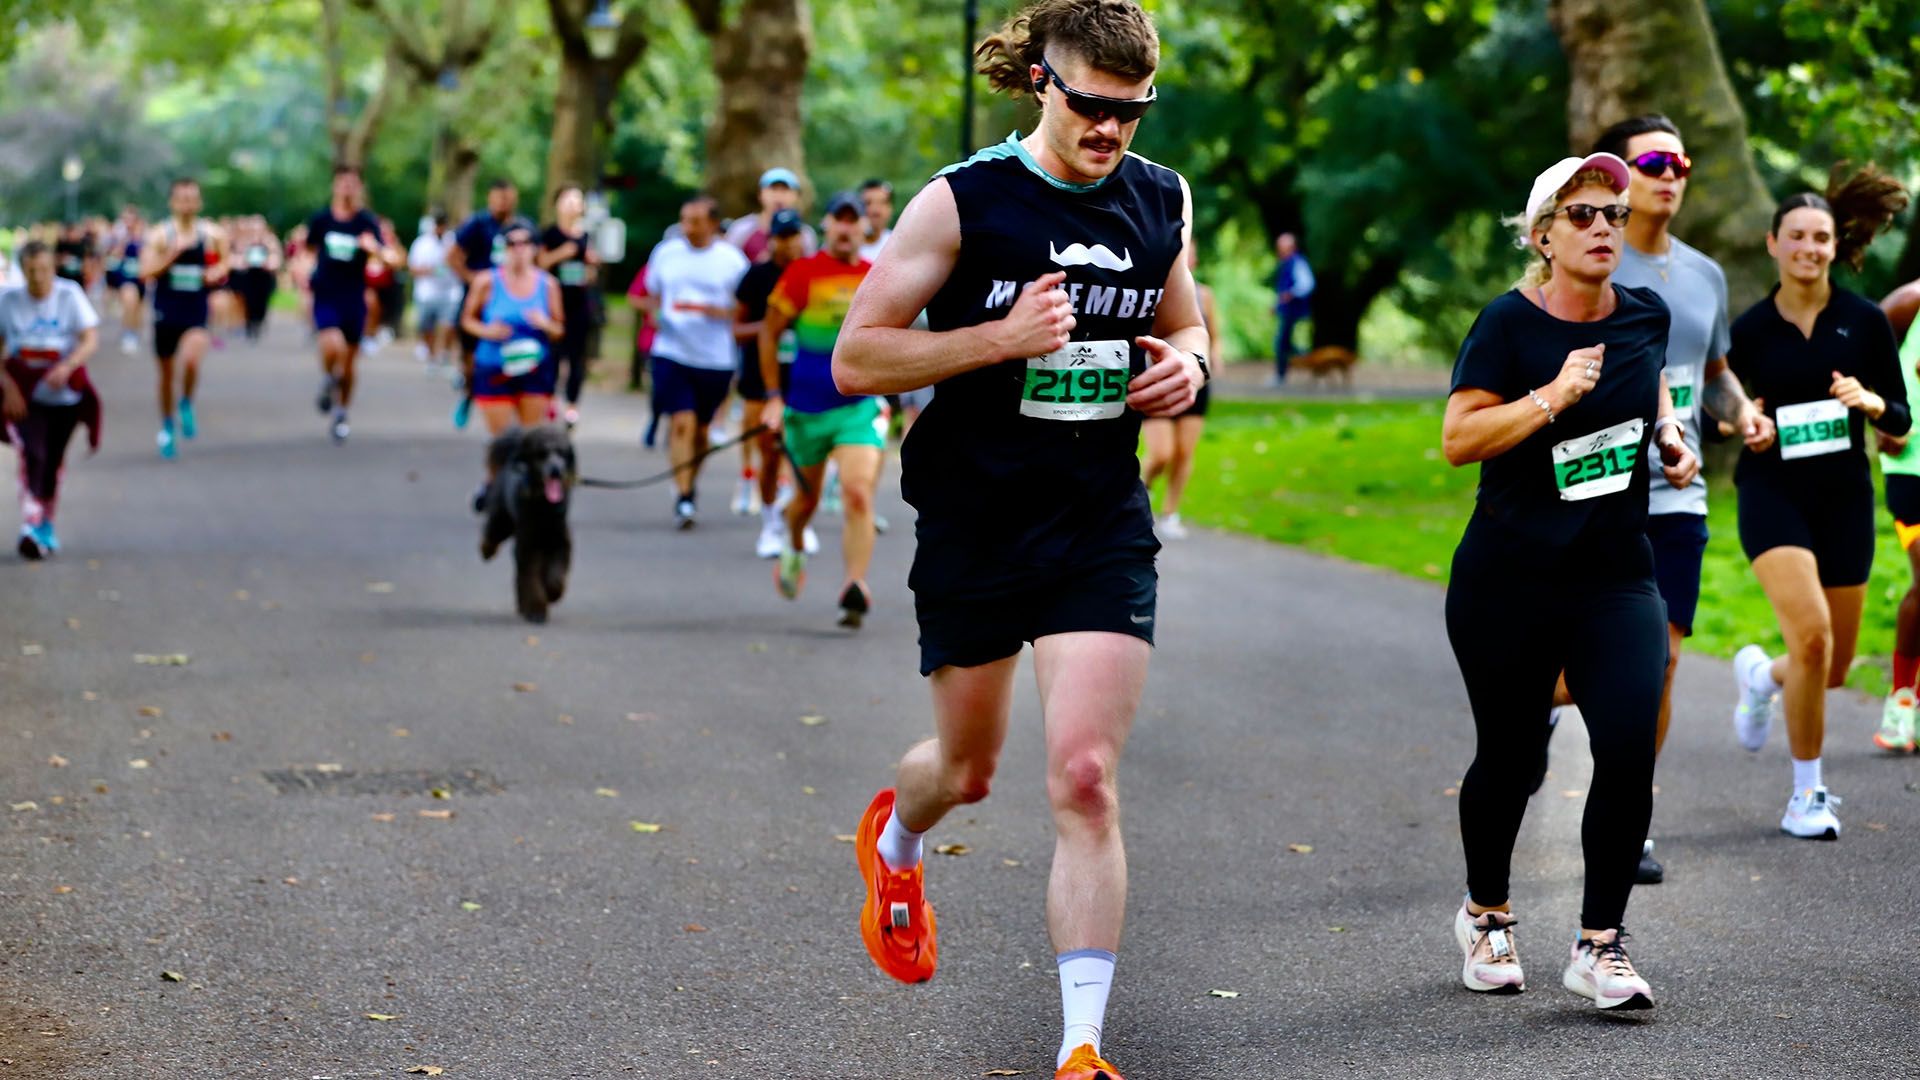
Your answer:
[10,801,38,812]
[513,682,537,693]
[406,1068,445,1077]
[232,590,249,601]
[1865,821,1888,831]
[629,821,663,833]
[359,652,376,664]
[370,813,396,823]
[159,971,183,983]
[833,834,856,844]
[282,877,299,886]
[594,788,619,798]
[748,642,768,653]
[1286,843,1313,855]
[1002,859,1021,867]
[52,885,72,895]
[556,714,574,725]
[314,763,343,774]
[64,618,80,630]
[19,643,43,656]
[365,582,396,594]
[801,786,816,796]
[524,635,540,647]
[133,654,191,667]
[429,787,450,799]
[93,784,108,794]
[1329,926,1347,933]
[799,714,827,727]
[363,1012,399,1022]
[128,759,150,770]
[46,755,67,768]
[137,706,163,718]
[390,728,409,738]
[934,843,970,856]
[460,901,483,912]
[211,732,231,742]
[625,712,657,723]
[1206,989,1240,999]
[683,923,707,933]
[418,809,455,820]
[984,1071,1028,1076]
[1441,787,1459,797]
[82,691,98,701]
[1773,1013,1792,1020]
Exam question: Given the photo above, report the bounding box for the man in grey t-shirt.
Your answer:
[1542,115,1775,886]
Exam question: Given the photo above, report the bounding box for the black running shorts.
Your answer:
[1737,474,1875,587]
[912,553,1158,676]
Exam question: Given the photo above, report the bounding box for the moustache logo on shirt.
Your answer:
[1048,242,1134,272]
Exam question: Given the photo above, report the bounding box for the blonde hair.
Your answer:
[1503,167,1619,289]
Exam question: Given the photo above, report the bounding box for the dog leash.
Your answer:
[577,423,809,493]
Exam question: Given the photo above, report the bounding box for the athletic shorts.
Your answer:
[737,353,769,402]
[784,398,884,469]
[1645,512,1708,636]
[314,294,367,347]
[415,294,459,333]
[1737,474,1875,587]
[650,355,732,425]
[913,553,1158,676]
[472,358,558,402]
[121,278,146,300]
[1171,379,1211,419]
[1886,474,1920,551]
[153,321,205,360]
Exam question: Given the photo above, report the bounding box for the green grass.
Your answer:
[1169,399,1909,693]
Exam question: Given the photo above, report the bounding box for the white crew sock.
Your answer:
[761,505,778,528]
[876,809,924,872]
[1749,654,1781,695]
[1057,949,1116,1068]
[1791,756,1822,792]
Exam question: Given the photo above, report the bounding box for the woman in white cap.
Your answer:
[1440,151,1695,1012]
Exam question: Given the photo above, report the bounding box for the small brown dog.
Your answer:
[1293,346,1360,387]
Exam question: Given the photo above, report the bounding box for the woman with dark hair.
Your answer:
[537,184,599,428]
[1728,164,1911,839]
[1442,152,1695,1011]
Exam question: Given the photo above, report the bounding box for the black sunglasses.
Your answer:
[1629,150,1691,179]
[1037,56,1156,124]
[1548,203,1631,229]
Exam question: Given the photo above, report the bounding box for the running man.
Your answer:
[1,240,102,559]
[139,178,227,459]
[636,195,749,529]
[448,180,527,429]
[1538,115,1774,883]
[724,168,817,262]
[733,207,808,554]
[859,178,894,261]
[832,3,1205,1076]
[107,206,146,355]
[410,213,460,370]
[1876,276,1920,752]
[305,164,399,444]
[762,192,881,626]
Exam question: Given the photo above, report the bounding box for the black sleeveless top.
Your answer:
[904,134,1186,585]
[153,222,211,327]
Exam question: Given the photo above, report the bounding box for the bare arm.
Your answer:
[446,241,473,286]
[460,274,506,340]
[833,178,1054,396]
[733,300,764,343]
[1442,387,1556,466]
[535,239,573,272]
[760,304,793,408]
[1700,356,1776,451]
[1882,281,1920,342]
[137,225,172,278]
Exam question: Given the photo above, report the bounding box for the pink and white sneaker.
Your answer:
[1562,929,1653,1010]
[1453,903,1525,994]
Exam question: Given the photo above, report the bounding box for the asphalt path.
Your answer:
[2,317,1917,1079]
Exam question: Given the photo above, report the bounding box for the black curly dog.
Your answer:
[480,425,576,623]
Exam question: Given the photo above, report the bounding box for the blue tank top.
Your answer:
[474,268,552,376]
[153,222,211,327]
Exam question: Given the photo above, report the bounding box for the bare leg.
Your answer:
[1035,631,1148,953]
[667,412,698,497]
[1139,418,1173,489]
[1653,622,1684,755]
[831,444,881,587]
[892,655,1020,833]
[785,462,828,550]
[177,328,209,403]
[155,355,176,422]
[336,345,361,408]
[515,395,551,428]
[1752,547,1833,762]
[1162,415,1204,516]
[479,400,518,437]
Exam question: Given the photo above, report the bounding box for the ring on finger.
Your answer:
[1585,362,1595,377]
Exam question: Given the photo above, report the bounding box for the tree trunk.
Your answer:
[542,0,650,210]
[1550,0,1777,312]
[1311,254,1403,352]
[431,127,480,221]
[341,49,402,171]
[697,0,812,218]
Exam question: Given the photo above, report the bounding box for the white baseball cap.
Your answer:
[1524,152,1632,228]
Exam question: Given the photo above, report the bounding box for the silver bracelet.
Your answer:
[1527,388,1555,422]
[1655,415,1683,437]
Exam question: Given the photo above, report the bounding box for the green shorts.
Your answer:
[784,398,884,468]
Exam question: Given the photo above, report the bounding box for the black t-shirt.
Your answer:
[735,260,785,372]
[55,239,88,283]
[455,213,531,290]
[304,208,382,299]
[1450,286,1670,547]
[1730,285,1910,491]
[540,226,592,309]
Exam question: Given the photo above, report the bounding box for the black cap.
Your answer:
[768,208,804,237]
[824,191,864,219]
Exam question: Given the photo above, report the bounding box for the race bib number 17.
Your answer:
[1019,340,1129,422]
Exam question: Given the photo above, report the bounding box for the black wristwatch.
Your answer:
[1190,351,1211,384]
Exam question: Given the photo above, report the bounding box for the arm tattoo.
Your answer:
[1700,369,1749,425]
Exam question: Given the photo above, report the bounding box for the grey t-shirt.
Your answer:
[1612,236,1730,517]
[0,279,99,406]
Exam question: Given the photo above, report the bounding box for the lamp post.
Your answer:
[961,0,979,159]
[61,155,84,223]
[583,1,621,222]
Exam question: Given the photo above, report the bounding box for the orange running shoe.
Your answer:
[856,788,938,983]
[1056,1043,1125,1080]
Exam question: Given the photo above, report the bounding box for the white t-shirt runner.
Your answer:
[0,279,99,406]
[408,232,458,306]
[643,237,750,372]
[1611,237,1730,517]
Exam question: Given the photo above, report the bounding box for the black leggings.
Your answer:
[557,305,592,405]
[10,402,81,525]
[1444,513,1665,931]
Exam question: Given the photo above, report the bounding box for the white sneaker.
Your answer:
[1159,513,1189,540]
[1780,785,1841,840]
[755,520,784,559]
[1732,644,1777,752]
[1562,929,1653,1010]
[1453,904,1524,994]
[803,526,820,555]
[414,342,430,362]
[732,477,755,516]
